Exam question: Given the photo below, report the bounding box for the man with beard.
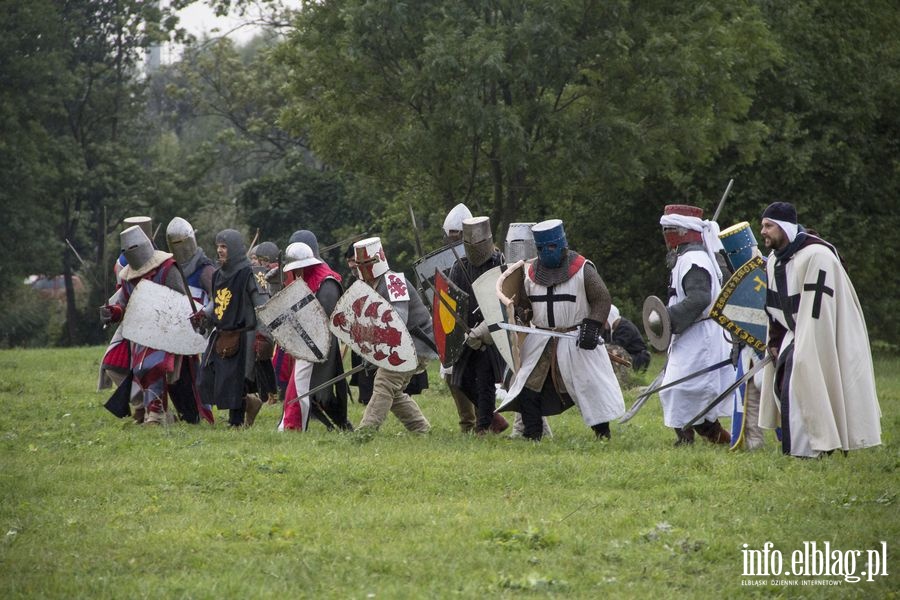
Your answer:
[759,202,880,457]
[193,229,268,427]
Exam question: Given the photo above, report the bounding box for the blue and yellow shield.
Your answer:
[710,256,768,353]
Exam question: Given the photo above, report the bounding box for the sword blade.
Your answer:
[617,357,733,424]
[287,362,367,406]
[497,322,578,339]
[618,365,666,424]
[684,354,772,429]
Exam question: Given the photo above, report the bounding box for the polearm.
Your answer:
[319,232,370,255]
[712,178,734,223]
[246,227,260,258]
[409,205,425,257]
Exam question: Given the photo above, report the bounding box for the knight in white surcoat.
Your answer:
[500,219,624,440]
[658,204,735,446]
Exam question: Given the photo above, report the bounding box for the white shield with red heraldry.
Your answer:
[329,280,417,372]
[256,278,331,363]
[121,279,208,355]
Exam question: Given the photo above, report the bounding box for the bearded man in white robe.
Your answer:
[759,202,881,457]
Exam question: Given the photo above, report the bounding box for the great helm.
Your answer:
[353,237,389,281]
[531,219,568,269]
[505,222,537,263]
[442,203,473,240]
[282,242,322,272]
[462,216,494,267]
[662,204,703,249]
[719,221,758,272]
[165,217,198,266]
[123,216,153,239]
[119,225,172,279]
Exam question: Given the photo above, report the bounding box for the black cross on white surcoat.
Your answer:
[528,285,577,328]
[803,269,834,319]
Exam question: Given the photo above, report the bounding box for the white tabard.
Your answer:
[660,249,735,428]
[760,241,881,456]
[503,258,625,426]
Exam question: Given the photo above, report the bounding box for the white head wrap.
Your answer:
[659,214,724,281]
[765,218,799,243]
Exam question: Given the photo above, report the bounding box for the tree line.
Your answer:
[1,0,897,349]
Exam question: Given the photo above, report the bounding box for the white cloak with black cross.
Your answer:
[760,243,880,455]
[659,249,735,428]
[502,257,625,426]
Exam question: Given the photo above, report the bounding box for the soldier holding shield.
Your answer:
[348,237,433,433]
[100,226,186,425]
[448,217,509,435]
[657,204,734,445]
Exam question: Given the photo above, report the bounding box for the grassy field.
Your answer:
[0,347,896,599]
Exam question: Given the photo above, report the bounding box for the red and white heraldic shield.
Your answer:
[329,280,417,372]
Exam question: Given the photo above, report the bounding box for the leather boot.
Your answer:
[489,412,510,434]
[674,427,695,446]
[695,419,731,445]
[592,422,611,440]
[244,394,263,427]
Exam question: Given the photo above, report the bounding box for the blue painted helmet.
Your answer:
[531,219,567,268]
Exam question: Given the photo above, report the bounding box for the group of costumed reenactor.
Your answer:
[96,192,882,459]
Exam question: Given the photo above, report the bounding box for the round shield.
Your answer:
[642,295,672,351]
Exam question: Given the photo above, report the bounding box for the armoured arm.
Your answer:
[200,265,215,299]
[163,265,185,294]
[583,263,611,324]
[316,279,342,315]
[668,265,711,334]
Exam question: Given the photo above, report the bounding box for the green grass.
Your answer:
[0,348,897,598]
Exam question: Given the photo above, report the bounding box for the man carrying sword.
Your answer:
[498,219,625,440]
[657,204,734,445]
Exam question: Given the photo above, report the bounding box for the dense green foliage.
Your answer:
[1,0,898,347]
[0,347,897,597]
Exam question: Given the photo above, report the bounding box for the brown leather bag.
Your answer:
[214,330,242,359]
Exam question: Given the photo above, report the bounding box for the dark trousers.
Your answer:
[458,351,498,431]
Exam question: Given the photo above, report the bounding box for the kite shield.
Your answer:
[472,265,516,372]
[120,279,207,355]
[256,278,332,363]
[496,259,526,371]
[709,255,768,353]
[329,280,417,372]
[413,241,463,305]
[432,269,468,368]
